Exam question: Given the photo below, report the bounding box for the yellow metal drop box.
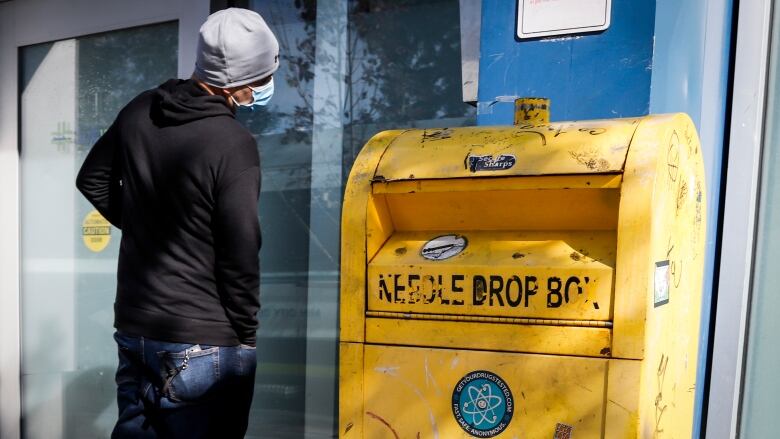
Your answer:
[339,113,706,438]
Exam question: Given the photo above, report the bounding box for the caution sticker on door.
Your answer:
[82,210,111,252]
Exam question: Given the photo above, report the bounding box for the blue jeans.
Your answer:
[111,330,257,438]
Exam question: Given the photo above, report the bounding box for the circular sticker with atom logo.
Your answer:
[452,370,514,437]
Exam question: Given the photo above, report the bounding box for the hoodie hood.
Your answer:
[153,79,234,126]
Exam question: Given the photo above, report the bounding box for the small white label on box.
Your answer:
[517,0,612,39]
[654,260,670,307]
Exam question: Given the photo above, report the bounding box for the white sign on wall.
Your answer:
[517,0,612,39]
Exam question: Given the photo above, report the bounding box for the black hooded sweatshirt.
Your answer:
[76,79,261,347]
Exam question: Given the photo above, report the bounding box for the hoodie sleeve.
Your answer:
[213,140,261,346]
[75,120,123,229]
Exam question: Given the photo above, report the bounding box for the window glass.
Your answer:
[19,1,473,436]
[19,22,178,439]
[246,0,474,436]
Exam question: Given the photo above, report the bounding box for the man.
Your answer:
[75,8,278,438]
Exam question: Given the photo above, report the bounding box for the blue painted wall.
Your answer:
[477,0,656,125]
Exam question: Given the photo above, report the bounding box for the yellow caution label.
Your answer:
[82,210,111,252]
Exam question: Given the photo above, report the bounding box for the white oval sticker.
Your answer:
[421,234,467,261]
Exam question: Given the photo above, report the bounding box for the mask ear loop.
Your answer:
[249,78,273,93]
[231,78,273,109]
[229,85,259,108]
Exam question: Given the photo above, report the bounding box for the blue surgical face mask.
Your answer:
[232,77,274,111]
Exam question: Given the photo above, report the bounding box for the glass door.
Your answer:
[19,22,177,439]
[739,1,780,436]
[17,2,475,437]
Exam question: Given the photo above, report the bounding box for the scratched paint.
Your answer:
[373,365,441,438]
[364,346,605,437]
[340,114,706,438]
[374,118,640,181]
[366,412,400,439]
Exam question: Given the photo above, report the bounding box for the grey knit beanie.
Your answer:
[194,8,280,88]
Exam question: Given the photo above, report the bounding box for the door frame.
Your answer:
[0,1,209,437]
[706,0,775,436]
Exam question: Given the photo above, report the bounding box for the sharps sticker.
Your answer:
[421,234,467,261]
[467,154,516,172]
[82,210,111,252]
[654,260,670,307]
[452,370,514,437]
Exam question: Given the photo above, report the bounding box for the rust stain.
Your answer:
[421,128,453,142]
[366,411,400,439]
[553,423,574,439]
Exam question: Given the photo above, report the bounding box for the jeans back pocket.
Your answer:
[157,346,220,403]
